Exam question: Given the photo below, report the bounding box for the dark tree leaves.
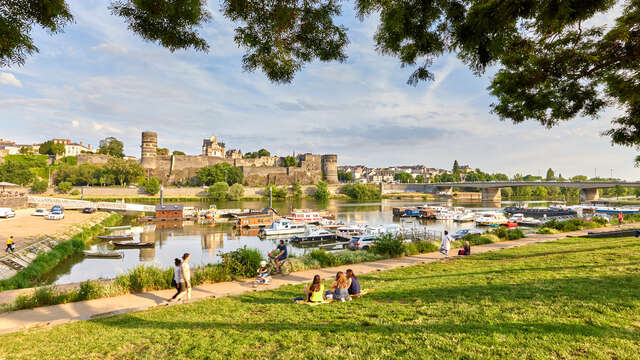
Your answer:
[222,0,349,83]
[0,0,72,67]
[110,0,212,52]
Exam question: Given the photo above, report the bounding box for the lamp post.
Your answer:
[160,185,164,206]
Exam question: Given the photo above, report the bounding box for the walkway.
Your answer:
[0,224,637,335]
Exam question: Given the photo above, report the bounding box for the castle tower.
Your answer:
[322,154,338,184]
[141,131,158,170]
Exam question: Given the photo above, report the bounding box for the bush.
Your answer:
[264,184,287,199]
[372,234,405,257]
[341,183,381,200]
[489,227,525,240]
[309,249,337,267]
[208,181,229,201]
[71,189,80,195]
[537,227,558,234]
[227,183,244,200]
[463,234,496,245]
[219,247,263,278]
[314,180,330,201]
[115,265,172,292]
[30,180,48,193]
[56,181,72,193]
[141,177,161,195]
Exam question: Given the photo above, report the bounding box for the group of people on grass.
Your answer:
[168,252,192,303]
[303,269,360,303]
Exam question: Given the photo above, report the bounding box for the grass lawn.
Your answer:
[2,236,640,360]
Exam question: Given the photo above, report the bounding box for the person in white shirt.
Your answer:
[168,258,185,302]
[440,230,452,258]
[181,253,192,300]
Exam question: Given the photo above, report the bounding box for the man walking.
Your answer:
[6,236,15,253]
[440,230,452,258]
[181,253,192,300]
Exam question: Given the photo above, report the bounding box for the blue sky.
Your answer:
[0,0,638,180]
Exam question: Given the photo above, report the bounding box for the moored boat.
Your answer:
[83,250,123,259]
[258,219,308,237]
[286,210,324,223]
[104,225,132,231]
[290,229,337,244]
[475,212,508,226]
[97,235,134,241]
[111,241,154,248]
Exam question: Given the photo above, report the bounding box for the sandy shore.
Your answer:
[0,209,109,252]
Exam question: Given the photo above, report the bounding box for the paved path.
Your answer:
[0,224,637,335]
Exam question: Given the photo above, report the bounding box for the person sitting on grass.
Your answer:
[329,271,351,302]
[346,269,360,296]
[458,241,471,256]
[304,275,324,303]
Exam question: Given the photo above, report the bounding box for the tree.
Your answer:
[98,137,124,158]
[571,175,588,182]
[0,159,35,185]
[157,148,169,155]
[39,141,65,156]
[196,163,243,186]
[613,184,626,199]
[141,177,161,195]
[243,149,271,159]
[338,171,353,182]
[314,180,330,201]
[532,186,548,199]
[56,181,72,193]
[105,158,143,185]
[172,150,186,156]
[31,180,48,194]
[227,183,244,201]
[264,184,287,199]
[341,183,381,200]
[452,160,460,175]
[282,156,297,167]
[545,168,555,181]
[19,146,33,155]
[208,182,229,201]
[394,172,413,184]
[633,187,640,199]
[415,175,424,183]
[291,181,302,198]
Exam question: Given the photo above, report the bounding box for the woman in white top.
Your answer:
[181,253,192,300]
[440,230,452,258]
[169,258,186,302]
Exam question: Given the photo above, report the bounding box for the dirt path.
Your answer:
[1,223,637,335]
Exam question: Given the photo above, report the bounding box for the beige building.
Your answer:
[202,135,225,157]
[52,139,95,157]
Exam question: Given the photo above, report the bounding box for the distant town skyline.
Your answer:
[1,0,637,179]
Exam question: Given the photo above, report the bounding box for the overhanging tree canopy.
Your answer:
[2,0,639,146]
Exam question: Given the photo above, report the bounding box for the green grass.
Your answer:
[2,236,639,359]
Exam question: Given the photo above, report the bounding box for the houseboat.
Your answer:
[336,224,367,241]
[392,207,420,217]
[235,208,278,228]
[258,219,308,237]
[138,204,199,223]
[286,210,324,223]
[503,206,577,217]
[290,229,337,244]
[475,212,508,226]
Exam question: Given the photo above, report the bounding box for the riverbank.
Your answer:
[2,234,638,359]
[0,223,636,336]
[0,213,122,288]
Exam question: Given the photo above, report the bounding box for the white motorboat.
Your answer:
[508,213,543,226]
[259,219,308,237]
[475,212,508,226]
[435,210,456,220]
[336,224,367,240]
[453,212,476,222]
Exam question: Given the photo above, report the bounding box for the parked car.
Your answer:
[32,208,49,216]
[82,207,96,214]
[452,229,482,240]
[47,205,65,220]
[51,205,64,213]
[0,208,16,218]
[347,235,377,251]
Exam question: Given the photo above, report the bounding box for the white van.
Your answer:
[0,208,16,218]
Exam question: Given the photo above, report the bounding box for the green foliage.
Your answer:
[56,181,72,193]
[490,228,525,241]
[394,172,414,183]
[196,163,243,186]
[70,189,80,196]
[156,148,169,155]
[208,181,229,201]
[452,160,460,174]
[0,158,36,185]
[19,146,33,154]
[141,177,161,195]
[543,218,599,232]
[264,184,287,199]
[5,154,48,168]
[338,171,353,182]
[291,181,302,198]
[105,157,143,185]
[634,187,640,199]
[243,149,270,159]
[536,228,559,235]
[30,180,48,193]
[227,183,245,200]
[613,184,626,198]
[571,175,588,181]
[341,183,381,200]
[114,265,173,293]
[462,234,496,246]
[415,175,424,183]
[309,249,337,267]
[58,156,77,165]
[172,150,186,155]
[98,137,124,158]
[282,156,297,167]
[371,234,405,257]
[545,168,555,181]
[219,247,263,278]
[314,180,330,201]
[38,141,65,155]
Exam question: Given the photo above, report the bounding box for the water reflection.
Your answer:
[47,199,504,285]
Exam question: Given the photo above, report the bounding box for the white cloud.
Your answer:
[71,120,80,127]
[92,41,128,56]
[0,72,23,87]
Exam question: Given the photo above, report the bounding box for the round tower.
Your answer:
[322,154,338,184]
[141,131,158,170]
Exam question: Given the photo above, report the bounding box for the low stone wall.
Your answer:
[0,197,28,209]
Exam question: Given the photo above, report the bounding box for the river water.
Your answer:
[45,199,515,285]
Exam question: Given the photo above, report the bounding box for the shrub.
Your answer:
[30,180,48,193]
[314,180,330,201]
[309,249,336,267]
[372,234,405,257]
[414,240,440,253]
[56,181,72,193]
[219,247,263,278]
[264,184,287,199]
[141,177,161,195]
[537,227,558,234]
[592,216,609,226]
[463,234,495,245]
[70,189,80,196]
[227,183,244,200]
[506,228,524,240]
[341,183,381,200]
[115,265,172,293]
[208,181,229,201]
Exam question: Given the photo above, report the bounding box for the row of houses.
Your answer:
[0,138,96,158]
[339,164,473,184]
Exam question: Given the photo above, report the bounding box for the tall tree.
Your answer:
[98,137,125,158]
[452,160,460,175]
[39,141,65,155]
[546,168,556,181]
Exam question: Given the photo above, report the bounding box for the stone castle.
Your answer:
[139,131,338,186]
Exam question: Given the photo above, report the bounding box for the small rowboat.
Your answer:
[97,235,134,241]
[104,225,132,231]
[111,241,154,248]
[83,250,123,259]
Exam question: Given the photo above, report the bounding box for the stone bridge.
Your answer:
[381,181,640,202]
